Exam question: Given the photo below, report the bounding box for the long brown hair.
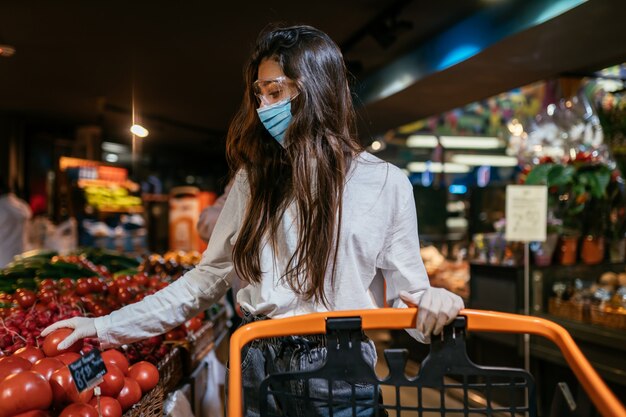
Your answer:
[226,24,363,305]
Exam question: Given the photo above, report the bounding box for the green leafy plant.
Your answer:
[523,155,612,236]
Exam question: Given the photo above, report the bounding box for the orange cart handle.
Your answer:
[228,308,626,417]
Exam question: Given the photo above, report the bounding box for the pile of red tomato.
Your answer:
[0,328,159,417]
[0,255,213,417]
[0,272,185,355]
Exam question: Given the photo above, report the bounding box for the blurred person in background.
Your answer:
[197,180,233,242]
[0,177,32,267]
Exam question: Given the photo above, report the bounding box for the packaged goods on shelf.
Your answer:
[549,271,626,330]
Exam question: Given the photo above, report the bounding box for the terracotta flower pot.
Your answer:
[580,235,605,265]
[557,235,579,265]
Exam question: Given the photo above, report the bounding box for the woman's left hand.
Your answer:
[400,287,464,338]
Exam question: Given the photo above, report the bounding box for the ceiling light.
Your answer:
[369,140,385,152]
[449,184,467,194]
[102,141,129,154]
[406,162,470,174]
[406,135,503,149]
[440,136,502,149]
[446,217,468,229]
[406,135,438,148]
[451,154,518,167]
[130,124,149,138]
[104,153,119,163]
[0,44,16,58]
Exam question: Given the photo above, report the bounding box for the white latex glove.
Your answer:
[400,287,464,338]
[41,317,97,350]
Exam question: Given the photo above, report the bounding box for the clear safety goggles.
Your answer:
[252,76,298,106]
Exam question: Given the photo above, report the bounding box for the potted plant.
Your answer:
[523,153,612,265]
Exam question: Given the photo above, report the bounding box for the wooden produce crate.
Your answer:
[122,383,164,417]
[157,346,184,394]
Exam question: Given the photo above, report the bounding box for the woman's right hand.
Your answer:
[41,317,97,350]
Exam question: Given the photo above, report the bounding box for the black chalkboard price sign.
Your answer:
[68,349,108,392]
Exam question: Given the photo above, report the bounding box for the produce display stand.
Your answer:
[228,308,626,417]
[0,248,229,417]
[158,346,185,395]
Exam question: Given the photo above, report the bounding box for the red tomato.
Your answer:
[37,289,57,305]
[55,352,82,365]
[49,366,93,406]
[116,288,131,304]
[15,289,37,309]
[58,278,75,291]
[75,279,91,296]
[43,328,84,357]
[0,356,32,381]
[33,303,48,313]
[164,327,186,341]
[86,277,101,293]
[31,357,64,380]
[92,304,111,317]
[38,278,57,290]
[127,361,159,393]
[148,277,161,289]
[88,396,122,417]
[14,346,46,364]
[133,273,148,287]
[114,276,132,289]
[116,377,142,411]
[101,350,129,375]
[184,317,203,333]
[99,363,125,397]
[0,371,53,417]
[59,403,99,417]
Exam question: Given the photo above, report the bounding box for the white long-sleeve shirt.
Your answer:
[0,193,32,268]
[95,152,429,348]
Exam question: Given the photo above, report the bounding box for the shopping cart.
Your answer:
[228,308,626,417]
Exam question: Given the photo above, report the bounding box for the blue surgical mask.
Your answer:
[256,98,293,147]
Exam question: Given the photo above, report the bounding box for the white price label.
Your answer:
[505,185,548,242]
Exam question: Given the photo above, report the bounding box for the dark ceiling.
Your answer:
[1,0,626,156]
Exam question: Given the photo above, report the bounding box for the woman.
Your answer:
[44,25,464,416]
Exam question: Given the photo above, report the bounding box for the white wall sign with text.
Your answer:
[505,185,547,242]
